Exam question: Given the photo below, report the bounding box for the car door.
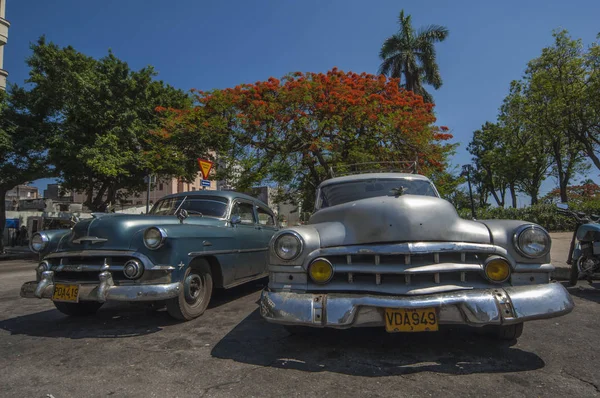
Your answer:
[254,204,278,275]
[230,199,263,280]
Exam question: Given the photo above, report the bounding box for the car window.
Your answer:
[231,201,256,224]
[257,207,275,226]
[318,178,438,209]
[150,196,228,218]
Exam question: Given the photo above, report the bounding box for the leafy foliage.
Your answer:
[160,69,455,206]
[378,10,449,103]
[25,37,192,211]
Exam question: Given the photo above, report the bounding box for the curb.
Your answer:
[551,267,570,281]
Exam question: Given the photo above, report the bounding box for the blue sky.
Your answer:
[4,0,599,204]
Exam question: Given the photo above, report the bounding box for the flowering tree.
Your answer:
[159,68,454,205]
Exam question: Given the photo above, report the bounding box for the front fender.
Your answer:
[476,220,551,264]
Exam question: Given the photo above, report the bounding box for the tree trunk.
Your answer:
[0,188,6,254]
[529,187,539,205]
[509,184,518,208]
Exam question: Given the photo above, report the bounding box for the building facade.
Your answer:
[0,0,9,90]
[70,172,216,210]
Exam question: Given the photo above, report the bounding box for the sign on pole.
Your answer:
[197,158,214,180]
[201,180,211,187]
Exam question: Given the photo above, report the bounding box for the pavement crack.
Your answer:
[563,370,600,393]
[199,365,263,397]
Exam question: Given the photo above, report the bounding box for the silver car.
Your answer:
[259,173,574,340]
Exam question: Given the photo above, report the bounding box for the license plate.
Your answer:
[385,308,438,332]
[52,284,79,302]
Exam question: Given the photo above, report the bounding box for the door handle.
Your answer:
[255,226,262,230]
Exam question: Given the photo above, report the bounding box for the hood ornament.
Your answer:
[390,186,408,197]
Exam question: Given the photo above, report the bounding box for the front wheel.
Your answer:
[53,301,103,316]
[569,258,580,286]
[167,263,213,321]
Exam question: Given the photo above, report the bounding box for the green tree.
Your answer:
[378,10,449,103]
[0,88,58,253]
[518,30,589,202]
[25,38,192,211]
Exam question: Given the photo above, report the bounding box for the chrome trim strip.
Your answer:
[44,250,155,269]
[188,247,268,257]
[332,263,483,274]
[72,236,108,244]
[304,242,514,268]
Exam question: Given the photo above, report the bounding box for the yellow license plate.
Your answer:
[385,308,438,332]
[52,284,79,302]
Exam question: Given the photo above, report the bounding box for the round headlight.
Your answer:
[274,232,303,260]
[484,257,511,283]
[309,258,334,284]
[143,227,167,249]
[123,260,144,279]
[514,225,550,258]
[30,233,49,253]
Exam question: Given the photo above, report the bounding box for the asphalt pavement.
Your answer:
[0,237,599,397]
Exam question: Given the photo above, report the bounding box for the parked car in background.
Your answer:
[20,191,278,320]
[260,172,574,340]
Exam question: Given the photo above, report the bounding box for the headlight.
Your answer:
[308,258,334,284]
[143,227,167,249]
[30,233,49,253]
[514,225,550,258]
[273,232,303,260]
[484,256,511,283]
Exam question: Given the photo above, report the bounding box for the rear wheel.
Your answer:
[167,262,213,321]
[53,301,103,316]
[490,323,524,341]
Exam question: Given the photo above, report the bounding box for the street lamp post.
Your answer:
[462,164,476,219]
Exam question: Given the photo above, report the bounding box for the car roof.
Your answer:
[158,190,272,211]
[318,173,432,188]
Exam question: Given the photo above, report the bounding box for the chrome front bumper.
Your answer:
[260,282,574,328]
[20,270,181,302]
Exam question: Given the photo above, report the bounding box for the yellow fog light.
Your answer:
[484,257,511,283]
[309,258,334,284]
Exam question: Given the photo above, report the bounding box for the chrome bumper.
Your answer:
[259,282,574,328]
[20,270,181,302]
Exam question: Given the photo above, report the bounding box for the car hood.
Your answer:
[308,195,491,247]
[57,213,225,251]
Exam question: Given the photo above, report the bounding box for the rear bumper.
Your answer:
[20,270,180,302]
[259,282,574,328]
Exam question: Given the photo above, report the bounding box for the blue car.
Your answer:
[20,190,278,320]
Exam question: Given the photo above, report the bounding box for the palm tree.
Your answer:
[378,10,449,103]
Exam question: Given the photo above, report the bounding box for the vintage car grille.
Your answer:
[307,247,502,295]
[45,255,135,283]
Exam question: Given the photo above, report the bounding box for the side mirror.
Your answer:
[230,215,242,225]
[557,203,569,210]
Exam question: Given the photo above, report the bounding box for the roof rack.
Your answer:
[329,160,418,178]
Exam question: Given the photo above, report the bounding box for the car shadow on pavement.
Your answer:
[209,277,267,309]
[0,303,179,339]
[567,282,600,304]
[211,310,545,377]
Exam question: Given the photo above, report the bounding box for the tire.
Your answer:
[53,301,103,316]
[167,262,213,321]
[569,258,580,286]
[490,323,524,341]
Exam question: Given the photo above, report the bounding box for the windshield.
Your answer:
[150,196,229,218]
[317,178,438,209]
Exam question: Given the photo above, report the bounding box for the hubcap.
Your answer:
[184,274,204,305]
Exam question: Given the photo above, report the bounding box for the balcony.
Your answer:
[0,17,9,45]
[0,68,7,90]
